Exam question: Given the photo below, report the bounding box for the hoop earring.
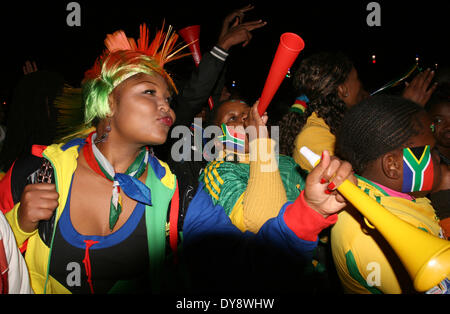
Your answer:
[94,119,112,144]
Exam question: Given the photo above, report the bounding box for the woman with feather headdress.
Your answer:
[0,23,191,294]
[0,21,356,294]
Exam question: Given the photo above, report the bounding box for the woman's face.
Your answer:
[108,72,175,146]
[428,101,450,149]
[340,67,369,107]
[215,100,250,153]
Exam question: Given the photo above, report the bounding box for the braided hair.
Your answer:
[335,95,424,174]
[279,51,354,156]
[205,99,249,127]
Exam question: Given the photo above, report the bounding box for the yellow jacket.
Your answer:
[331,176,444,294]
[293,112,336,172]
[5,139,176,293]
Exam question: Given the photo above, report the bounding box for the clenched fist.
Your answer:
[18,183,59,233]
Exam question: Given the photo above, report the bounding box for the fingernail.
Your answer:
[327,182,336,191]
[321,152,324,160]
[324,189,332,195]
[320,178,327,184]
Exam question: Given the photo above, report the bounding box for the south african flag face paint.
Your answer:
[402,145,434,193]
[219,123,246,152]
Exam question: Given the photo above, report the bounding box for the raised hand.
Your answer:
[220,4,255,37]
[245,100,269,139]
[18,183,59,233]
[217,5,267,50]
[402,68,438,106]
[304,150,356,218]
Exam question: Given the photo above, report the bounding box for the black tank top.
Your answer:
[49,176,150,294]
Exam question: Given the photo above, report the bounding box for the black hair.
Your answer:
[0,70,64,170]
[335,95,424,174]
[205,98,249,128]
[279,51,353,156]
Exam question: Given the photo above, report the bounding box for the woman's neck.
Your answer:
[362,166,402,194]
[95,135,143,173]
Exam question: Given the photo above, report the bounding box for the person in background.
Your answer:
[166,5,266,221]
[0,67,64,172]
[333,95,449,294]
[1,210,32,294]
[278,52,369,173]
[199,98,306,233]
[279,52,439,174]
[424,72,450,239]
[425,75,450,165]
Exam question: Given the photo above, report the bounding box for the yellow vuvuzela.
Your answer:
[300,146,450,292]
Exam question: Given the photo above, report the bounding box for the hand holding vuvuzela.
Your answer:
[300,146,450,292]
[257,33,305,116]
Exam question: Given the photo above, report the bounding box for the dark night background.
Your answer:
[0,0,448,120]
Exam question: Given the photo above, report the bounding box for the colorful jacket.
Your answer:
[182,183,338,293]
[1,139,338,294]
[0,138,179,294]
[293,112,335,173]
[200,153,306,231]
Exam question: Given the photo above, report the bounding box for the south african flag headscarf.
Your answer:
[402,145,434,193]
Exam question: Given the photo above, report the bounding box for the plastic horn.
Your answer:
[257,33,305,116]
[179,25,214,110]
[178,25,202,66]
[300,146,450,292]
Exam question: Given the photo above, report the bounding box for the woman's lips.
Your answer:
[159,116,173,127]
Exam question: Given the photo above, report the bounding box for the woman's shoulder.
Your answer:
[294,119,336,155]
[148,154,176,189]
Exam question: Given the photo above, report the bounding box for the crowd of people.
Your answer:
[0,5,448,295]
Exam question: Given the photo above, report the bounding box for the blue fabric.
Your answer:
[61,138,86,151]
[115,173,152,206]
[148,155,166,181]
[296,94,310,103]
[183,183,318,261]
[58,175,146,250]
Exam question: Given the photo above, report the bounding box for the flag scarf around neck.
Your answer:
[402,145,434,193]
[219,123,246,153]
[83,133,152,230]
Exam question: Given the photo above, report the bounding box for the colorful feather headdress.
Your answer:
[55,21,191,142]
[84,21,192,93]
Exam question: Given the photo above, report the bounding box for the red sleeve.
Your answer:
[439,217,450,240]
[283,190,338,241]
[0,161,15,214]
